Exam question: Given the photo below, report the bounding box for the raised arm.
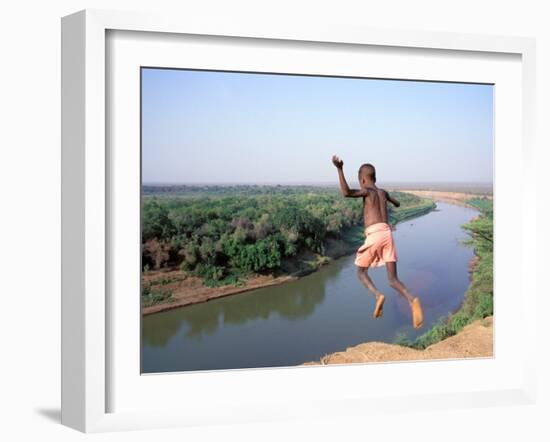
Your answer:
[386,191,400,207]
[332,155,367,198]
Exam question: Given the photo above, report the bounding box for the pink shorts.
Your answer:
[354,222,397,268]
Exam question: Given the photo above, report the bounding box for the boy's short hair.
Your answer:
[358,163,376,182]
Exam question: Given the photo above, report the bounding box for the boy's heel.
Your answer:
[412,297,424,329]
[373,295,385,318]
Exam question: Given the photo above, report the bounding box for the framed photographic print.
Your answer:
[61,9,538,433]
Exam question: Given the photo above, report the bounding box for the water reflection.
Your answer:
[143,269,329,347]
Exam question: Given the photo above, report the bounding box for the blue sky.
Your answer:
[141,68,493,185]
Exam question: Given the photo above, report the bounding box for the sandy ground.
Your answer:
[142,270,297,315]
[399,190,492,207]
[304,316,493,365]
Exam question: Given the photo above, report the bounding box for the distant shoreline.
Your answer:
[398,190,491,208]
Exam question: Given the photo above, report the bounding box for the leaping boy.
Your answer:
[332,155,424,329]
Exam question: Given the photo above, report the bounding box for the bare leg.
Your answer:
[356,267,385,318]
[385,262,414,303]
[386,262,423,328]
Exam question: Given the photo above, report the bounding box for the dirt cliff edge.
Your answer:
[304,316,493,365]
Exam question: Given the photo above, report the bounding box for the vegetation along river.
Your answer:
[142,202,479,373]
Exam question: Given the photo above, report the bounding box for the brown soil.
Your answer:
[468,255,481,274]
[303,316,493,365]
[142,270,298,315]
[399,190,492,207]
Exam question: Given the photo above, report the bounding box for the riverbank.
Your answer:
[303,316,493,365]
[142,271,299,315]
[392,193,493,351]
[141,234,375,315]
[142,197,436,315]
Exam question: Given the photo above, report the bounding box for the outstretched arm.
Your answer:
[332,155,367,198]
[386,191,400,207]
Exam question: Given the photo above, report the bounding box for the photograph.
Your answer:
[140,67,494,373]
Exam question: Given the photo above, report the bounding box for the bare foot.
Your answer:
[411,297,424,329]
[373,294,385,318]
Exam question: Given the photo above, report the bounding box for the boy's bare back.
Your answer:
[361,187,390,228]
[331,155,400,228]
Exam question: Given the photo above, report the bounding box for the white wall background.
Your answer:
[0,1,548,441]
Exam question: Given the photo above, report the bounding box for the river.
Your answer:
[142,202,479,373]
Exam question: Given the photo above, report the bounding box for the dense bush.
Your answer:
[142,185,433,286]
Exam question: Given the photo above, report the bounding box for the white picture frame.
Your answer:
[61,9,538,433]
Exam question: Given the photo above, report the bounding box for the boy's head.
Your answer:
[358,163,376,184]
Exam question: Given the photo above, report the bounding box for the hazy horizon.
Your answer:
[142,181,494,195]
[142,69,494,185]
[142,181,493,187]
[142,180,493,184]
